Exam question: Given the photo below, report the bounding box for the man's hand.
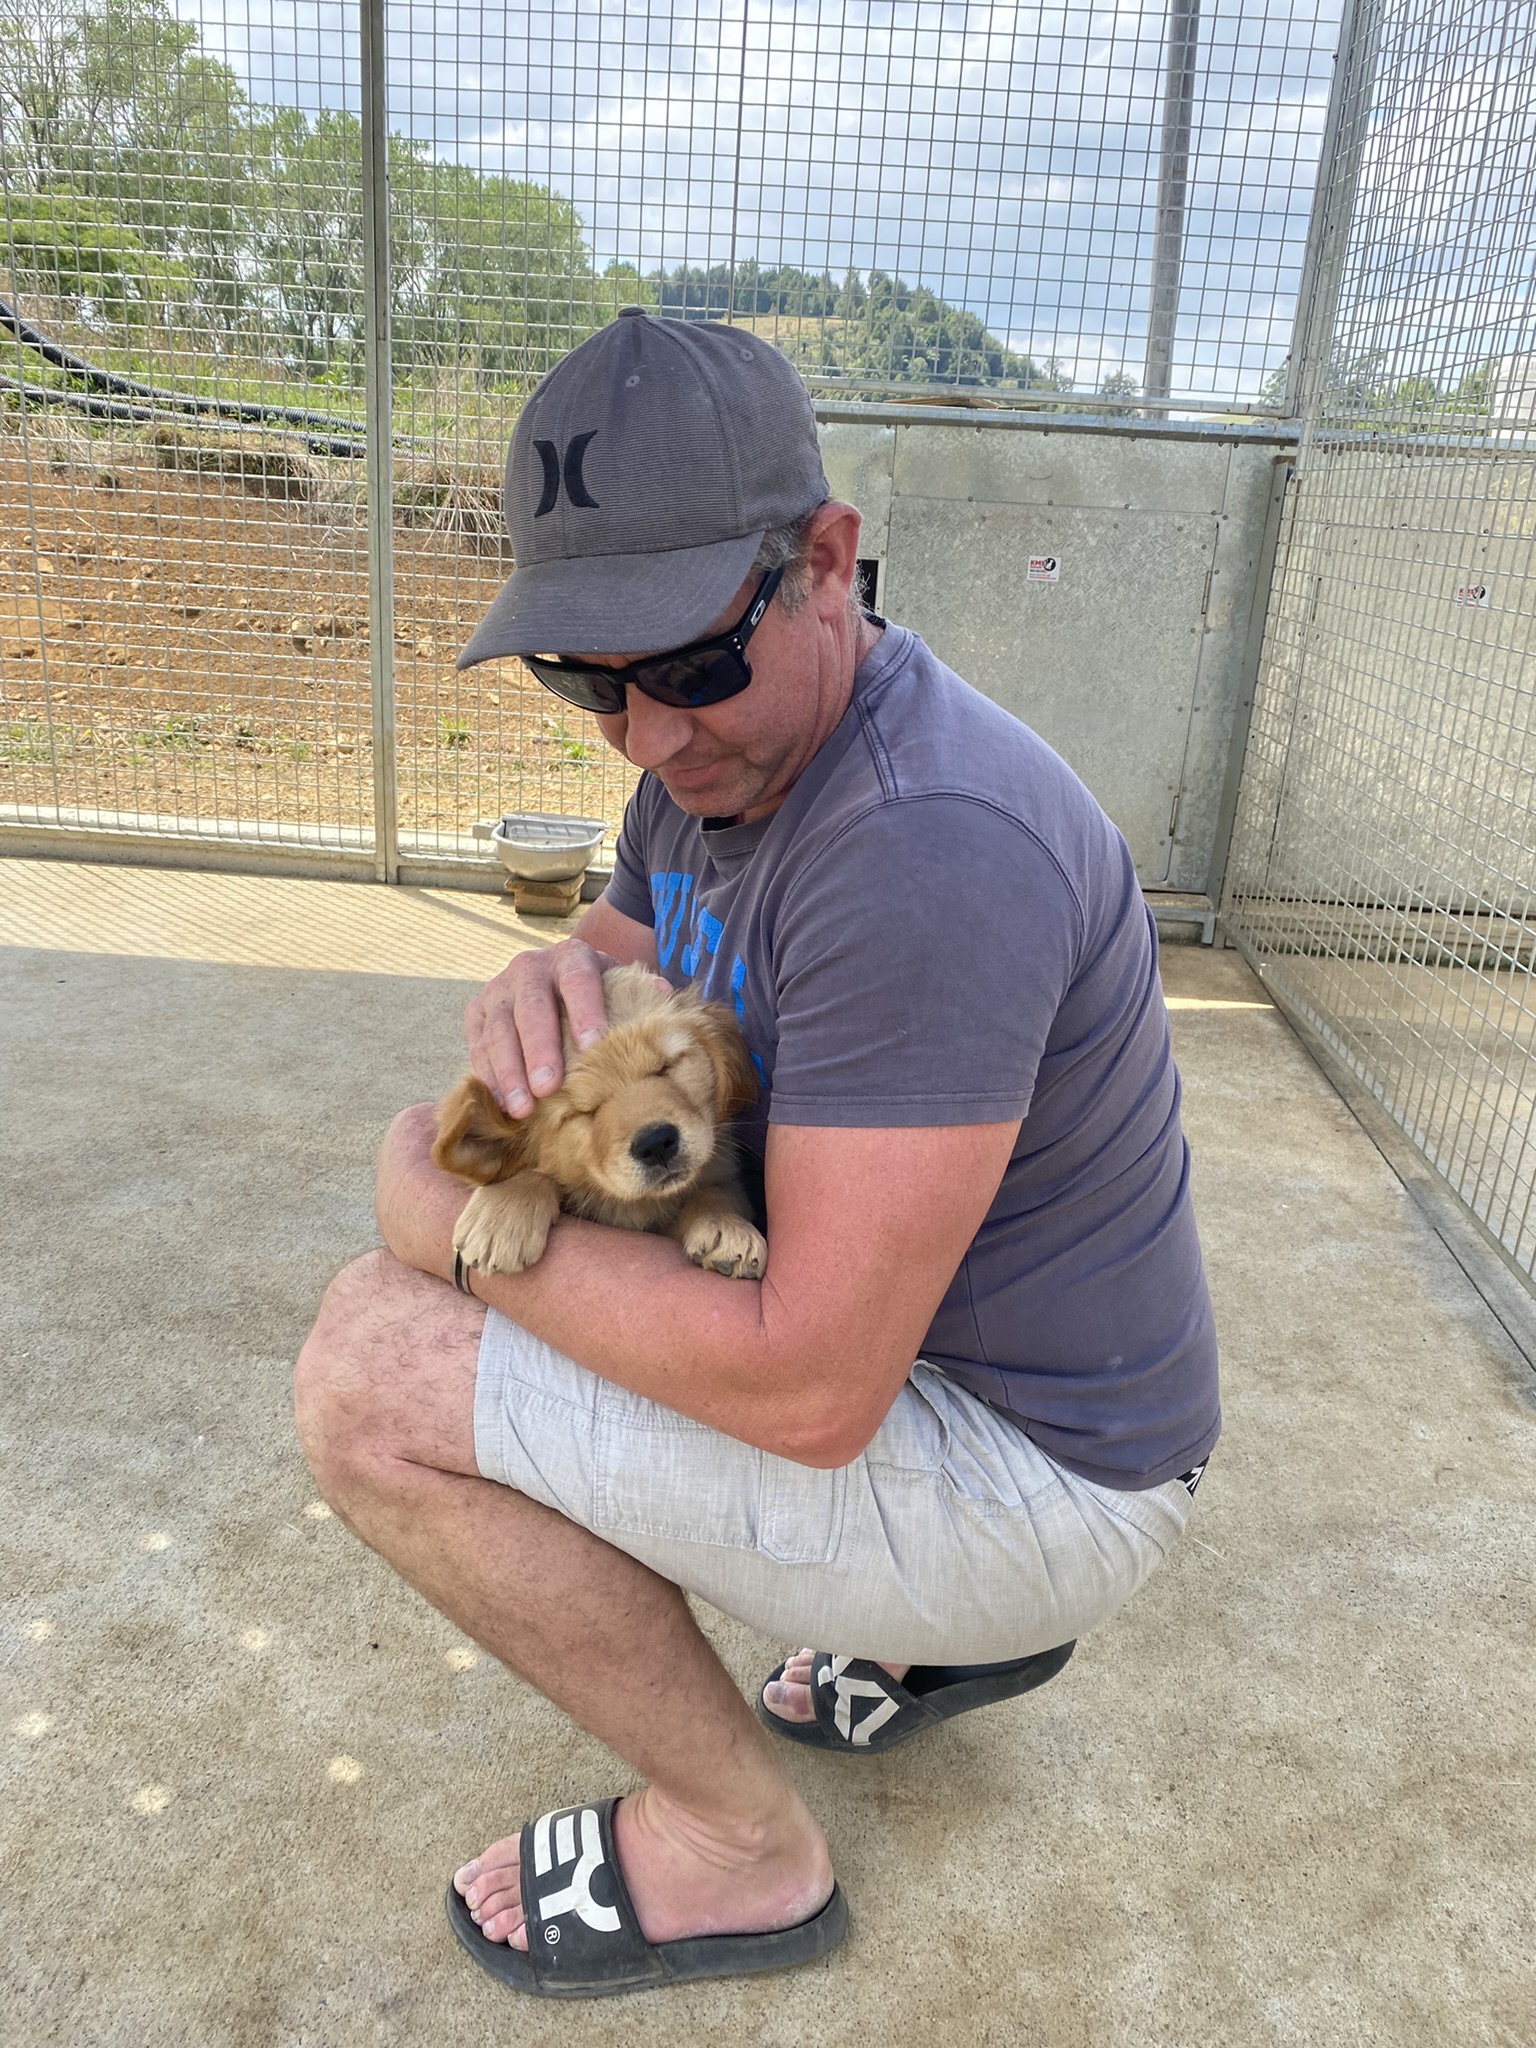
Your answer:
[465,898,658,1115]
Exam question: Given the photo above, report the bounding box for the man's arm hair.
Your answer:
[571,894,659,971]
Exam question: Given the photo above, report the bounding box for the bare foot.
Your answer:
[453,1782,833,1951]
[761,1647,910,1725]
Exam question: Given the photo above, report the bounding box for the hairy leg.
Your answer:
[293,1248,830,1949]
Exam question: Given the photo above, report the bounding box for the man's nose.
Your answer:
[618,689,695,771]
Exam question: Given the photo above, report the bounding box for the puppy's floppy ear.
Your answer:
[431,1074,530,1185]
[692,1003,759,1121]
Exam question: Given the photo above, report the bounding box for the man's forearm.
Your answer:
[470,1220,826,1454]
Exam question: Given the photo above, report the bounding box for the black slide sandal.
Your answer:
[446,1798,848,1998]
[755,1643,1076,1754]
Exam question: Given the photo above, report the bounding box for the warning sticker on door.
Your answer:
[1027,555,1061,583]
[1454,581,1490,607]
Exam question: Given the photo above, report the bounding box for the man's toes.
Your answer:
[454,1830,536,1950]
[763,1675,817,1723]
[456,1834,520,1894]
[480,1900,527,1948]
[459,1835,525,1942]
[468,1873,520,1917]
[466,1873,525,1944]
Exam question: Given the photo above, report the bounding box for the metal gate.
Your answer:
[1221,0,1536,1290]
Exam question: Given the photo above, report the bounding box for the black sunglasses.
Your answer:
[524,565,785,716]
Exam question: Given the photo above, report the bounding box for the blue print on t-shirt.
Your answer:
[649,870,724,989]
[650,870,769,1086]
[651,870,694,971]
[681,905,723,981]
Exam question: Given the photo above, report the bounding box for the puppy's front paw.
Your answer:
[683,1212,768,1280]
[453,1176,559,1276]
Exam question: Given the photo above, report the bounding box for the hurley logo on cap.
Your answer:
[533,431,600,517]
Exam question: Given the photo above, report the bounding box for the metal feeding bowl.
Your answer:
[476,812,608,882]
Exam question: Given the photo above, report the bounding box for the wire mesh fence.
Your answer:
[2,0,1347,870]
[0,4,383,855]
[1221,0,1536,1287]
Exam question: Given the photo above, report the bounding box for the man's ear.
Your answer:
[431,1075,530,1185]
[695,1005,759,1121]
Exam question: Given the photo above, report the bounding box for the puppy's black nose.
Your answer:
[630,1122,682,1173]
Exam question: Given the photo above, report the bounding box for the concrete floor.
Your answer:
[1271,952,1536,1281]
[2,856,1533,2048]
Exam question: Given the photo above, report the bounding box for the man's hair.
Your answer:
[751,504,865,625]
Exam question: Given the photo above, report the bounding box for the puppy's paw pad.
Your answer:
[453,1185,553,1275]
[684,1216,767,1280]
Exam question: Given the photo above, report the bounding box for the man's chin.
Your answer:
[656,767,743,815]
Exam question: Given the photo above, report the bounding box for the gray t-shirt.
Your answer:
[605,622,1220,1489]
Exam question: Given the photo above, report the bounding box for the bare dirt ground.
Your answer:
[0,428,638,850]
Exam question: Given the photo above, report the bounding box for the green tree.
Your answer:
[243,106,372,376]
[2,184,185,322]
[1258,361,1290,406]
[0,0,84,187]
[2,0,625,384]
[1388,374,1439,411]
[1,0,252,335]
[1446,362,1494,416]
[396,158,623,380]
[835,267,866,319]
[4,0,1055,403]
[837,270,1037,384]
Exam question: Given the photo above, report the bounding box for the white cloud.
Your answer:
[180,0,1347,397]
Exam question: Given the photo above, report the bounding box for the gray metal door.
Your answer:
[821,413,1287,891]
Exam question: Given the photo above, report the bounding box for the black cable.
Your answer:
[0,372,369,456]
[0,293,377,450]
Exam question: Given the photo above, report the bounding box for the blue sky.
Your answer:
[181,1,1348,398]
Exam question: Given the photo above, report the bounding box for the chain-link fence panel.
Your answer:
[1222,0,1536,1286]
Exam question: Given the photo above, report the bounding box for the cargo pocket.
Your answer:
[757,1452,846,1565]
[591,1380,844,1564]
[864,1362,954,1474]
[592,1380,764,1550]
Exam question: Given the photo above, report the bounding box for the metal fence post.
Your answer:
[360,0,400,884]
[1282,0,1384,424]
[1143,0,1201,412]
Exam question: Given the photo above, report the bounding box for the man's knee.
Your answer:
[293,1248,410,1495]
[294,1246,481,1504]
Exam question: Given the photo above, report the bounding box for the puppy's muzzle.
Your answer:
[630,1121,683,1181]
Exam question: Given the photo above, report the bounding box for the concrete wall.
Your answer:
[816,406,1292,893]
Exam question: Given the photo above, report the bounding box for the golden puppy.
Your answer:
[432,963,767,1280]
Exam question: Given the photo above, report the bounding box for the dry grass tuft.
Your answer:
[393,460,509,558]
[147,425,318,500]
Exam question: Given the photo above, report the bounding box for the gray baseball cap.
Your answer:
[457,309,830,668]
